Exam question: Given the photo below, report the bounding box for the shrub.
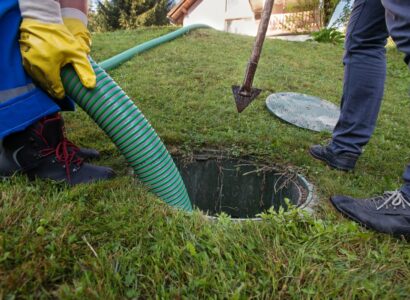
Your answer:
[311,27,344,44]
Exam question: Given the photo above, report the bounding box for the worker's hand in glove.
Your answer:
[18,0,95,99]
[63,18,92,54]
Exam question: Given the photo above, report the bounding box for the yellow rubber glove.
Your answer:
[19,19,96,99]
[63,18,92,54]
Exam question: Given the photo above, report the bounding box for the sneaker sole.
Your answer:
[309,148,353,172]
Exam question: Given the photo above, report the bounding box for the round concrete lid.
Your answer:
[266,92,340,132]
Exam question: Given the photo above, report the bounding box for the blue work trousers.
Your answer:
[328,0,410,196]
[0,0,73,140]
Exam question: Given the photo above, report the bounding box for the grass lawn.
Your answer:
[2,27,410,299]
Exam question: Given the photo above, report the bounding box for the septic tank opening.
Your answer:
[173,153,312,219]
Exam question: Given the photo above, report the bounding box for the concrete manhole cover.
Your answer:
[266,92,340,132]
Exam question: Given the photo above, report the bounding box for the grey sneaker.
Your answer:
[331,190,410,236]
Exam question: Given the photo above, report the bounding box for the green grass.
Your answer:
[2,27,410,299]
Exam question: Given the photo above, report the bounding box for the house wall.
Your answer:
[183,0,226,31]
[182,0,320,36]
[226,18,257,36]
[225,0,257,36]
[183,0,257,36]
[225,0,254,19]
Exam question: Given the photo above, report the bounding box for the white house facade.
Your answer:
[168,0,322,36]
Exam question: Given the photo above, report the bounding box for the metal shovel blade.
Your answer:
[232,85,262,113]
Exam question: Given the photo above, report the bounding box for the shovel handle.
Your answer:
[241,0,275,91]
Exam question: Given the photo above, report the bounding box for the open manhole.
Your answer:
[174,153,314,220]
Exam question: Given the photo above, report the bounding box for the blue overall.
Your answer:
[328,0,410,197]
[0,0,73,140]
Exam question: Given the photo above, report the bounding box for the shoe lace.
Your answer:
[39,138,83,183]
[376,190,410,210]
[32,116,83,183]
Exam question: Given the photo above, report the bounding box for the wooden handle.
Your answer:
[241,0,275,93]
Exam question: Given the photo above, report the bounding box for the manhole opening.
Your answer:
[174,154,309,219]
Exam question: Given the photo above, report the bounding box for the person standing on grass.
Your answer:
[0,0,115,185]
[310,0,410,235]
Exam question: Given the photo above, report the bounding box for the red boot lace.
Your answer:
[32,115,84,183]
[39,139,83,183]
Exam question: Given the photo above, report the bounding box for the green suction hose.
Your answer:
[60,25,211,211]
[62,60,192,211]
[100,24,209,71]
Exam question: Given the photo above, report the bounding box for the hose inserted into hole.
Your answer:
[62,59,192,211]
[61,25,211,211]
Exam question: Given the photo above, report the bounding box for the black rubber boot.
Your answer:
[78,147,100,160]
[0,114,115,185]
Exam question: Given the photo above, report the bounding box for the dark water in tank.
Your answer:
[174,157,304,219]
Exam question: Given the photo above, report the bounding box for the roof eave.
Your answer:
[167,0,199,24]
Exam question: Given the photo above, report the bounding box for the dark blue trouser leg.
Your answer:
[329,0,388,155]
[380,0,410,197]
